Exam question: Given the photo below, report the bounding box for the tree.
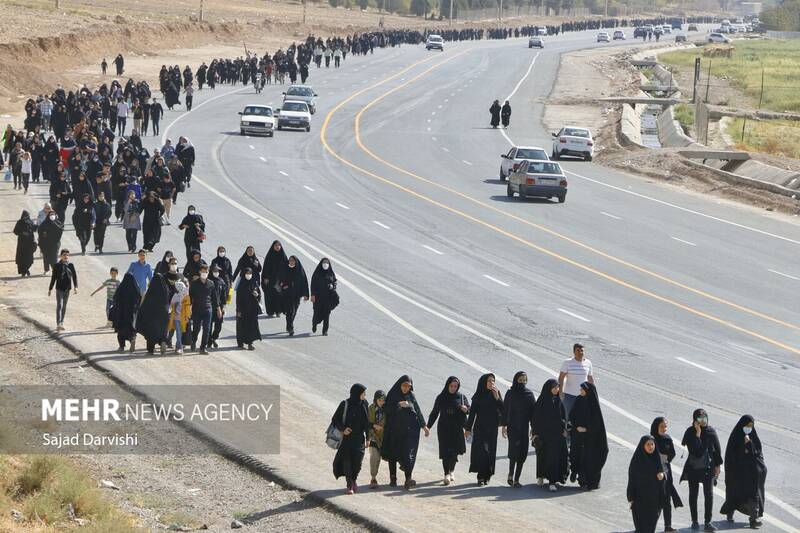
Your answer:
[761,0,800,30]
[411,0,429,14]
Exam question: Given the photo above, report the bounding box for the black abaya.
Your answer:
[627,436,666,533]
[332,384,369,485]
[236,276,262,345]
[650,417,683,519]
[261,240,287,316]
[465,373,504,482]
[276,256,308,333]
[720,415,767,521]
[310,258,338,332]
[233,251,261,282]
[141,197,164,251]
[37,216,63,270]
[381,375,425,478]
[489,102,501,127]
[503,372,536,464]
[13,211,37,275]
[135,273,170,349]
[532,379,569,484]
[427,377,469,463]
[112,273,140,345]
[569,382,608,489]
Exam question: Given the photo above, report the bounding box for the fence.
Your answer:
[457,5,590,20]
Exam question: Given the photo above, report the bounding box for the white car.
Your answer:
[499,146,549,180]
[426,35,444,51]
[506,160,568,203]
[552,126,594,161]
[708,32,732,43]
[613,30,626,40]
[275,101,312,132]
[529,36,544,48]
[661,25,672,34]
[239,104,275,136]
[282,85,317,114]
[597,32,610,42]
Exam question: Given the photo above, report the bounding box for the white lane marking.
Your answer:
[441,147,450,152]
[444,98,449,103]
[557,308,591,322]
[431,111,436,116]
[600,211,622,220]
[671,236,697,247]
[427,118,432,123]
[768,269,800,281]
[676,356,717,373]
[462,160,473,166]
[506,51,540,100]
[249,144,255,150]
[431,136,438,141]
[279,170,289,177]
[483,274,509,287]
[259,156,267,162]
[335,202,350,210]
[423,244,444,255]
[373,220,390,229]
[426,127,431,132]
[303,185,314,192]
[438,104,443,109]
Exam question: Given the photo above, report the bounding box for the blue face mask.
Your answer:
[743,426,753,435]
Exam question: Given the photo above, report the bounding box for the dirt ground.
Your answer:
[0,303,370,532]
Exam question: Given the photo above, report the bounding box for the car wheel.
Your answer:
[240,129,245,135]
[558,193,567,204]
[277,124,282,131]
[506,183,514,198]
[306,125,311,132]
[584,154,593,162]
[499,168,506,181]
[552,150,559,160]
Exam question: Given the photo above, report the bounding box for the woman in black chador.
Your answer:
[568,382,608,490]
[464,373,504,486]
[332,383,370,494]
[233,245,261,282]
[720,415,767,529]
[381,375,429,490]
[310,257,338,335]
[37,212,63,274]
[503,371,535,487]
[111,273,140,352]
[13,210,37,277]
[427,376,470,485]
[489,99,501,128]
[235,267,262,350]
[261,240,288,317]
[135,273,170,354]
[627,435,667,533]
[276,255,308,336]
[651,417,683,532]
[532,379,569,491]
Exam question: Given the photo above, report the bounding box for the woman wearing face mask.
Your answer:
[210,246,233,285]
[465,373,504,486]
[532,379,569,491]
[720,415,766,529]
[568,382,608,491]
[651,417,682,532]
[236,267,262,350]
[276,255,308,337]
[427,376,470,485]
[37,211,63,274]
[111,273,141,353]
[310,257,338,336]
[14,210,37,277]
[503,371,536,488]
[155,250,175,276]
[178,205,205,261]
[332,383,370,495]
[122,189,141,253]
[72,193,96,255]
[141,190,164,252]
[680,409,723,532]
[627,436,667,533]
[381,375,429,490]
[261,240,287,318]
[233,246,261,283]
[183,250,207,282]
[168,280,191,355]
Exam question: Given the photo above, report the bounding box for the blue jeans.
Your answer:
[56,289,70,325]
[562,393,577,419]
[191,309,212,349]
[106,299,113,320]
[173,319,183,348]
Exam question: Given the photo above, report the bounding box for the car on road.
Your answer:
[633,27,647,38]
[238,104,275,136]
[661,25,672,33]
[708,32,732,44]
[688,23,699,31]
[613,30,626,40]
[506,160,568,203]
[552,126,594,161]
[597,31,610,42]
[529,36,544,48]
[275,101,312,132]
[499,145,550,180]
[282,85,317,114]
[675,32,687,42]
[426,34,444,51]
[534,26,548,35]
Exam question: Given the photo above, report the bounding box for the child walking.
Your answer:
[368,390,386,488]
[91,267,120,327]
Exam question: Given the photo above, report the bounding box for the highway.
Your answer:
[47,27,800,531]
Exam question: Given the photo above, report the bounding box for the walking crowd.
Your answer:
[328,345,767,532]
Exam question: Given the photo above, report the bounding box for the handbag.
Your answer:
[3,169,10,181]
[325,400,348,450]
[329,289,340,310]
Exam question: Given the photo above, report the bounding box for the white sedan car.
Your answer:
[613,30,626,40]
[499,145,549,180]
[239,104,275,136]
[275,101,312,132]
[708,32,732,43]
[552,127,594,161]
[597,32,610,42]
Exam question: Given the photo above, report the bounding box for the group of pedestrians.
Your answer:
[331,345,767,532]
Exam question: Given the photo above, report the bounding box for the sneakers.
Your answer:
[160,342,166,355]
[247,344,255,350]
[513,482,522,488]
[389,477,397,487]
[443,477,450,486]
[176,348,183,355]
[549,484,557,492]
[345,487,354,495]
[369,479,378,489]
[130,339,136,352]
[704,524,717,532]
[312,323,317,333]
[537,477,544,486]
[449,473,454,483]
[691,523,700,531]
[351,480,358,493]
[56,323,64,331]
[199,348,209,355]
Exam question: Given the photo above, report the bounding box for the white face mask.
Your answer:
[199,273,208,280]
[212,271,219,277]
[322,262,329,270]
[49,214,56,221]
[188,210,196,215]
[743,426,753,435]
[169,264,177,272]
[218,252,225,257]
[244,274,252,280]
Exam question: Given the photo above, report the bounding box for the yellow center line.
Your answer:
[320,51,800,356]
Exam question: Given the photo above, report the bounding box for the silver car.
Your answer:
[282,85,317,114]
[507,160,568,203]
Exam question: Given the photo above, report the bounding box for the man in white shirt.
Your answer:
[558,343,594,417]
[116,99,130,136]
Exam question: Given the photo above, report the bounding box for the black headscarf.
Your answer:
[263,239,288,279]
[438,376,462,410]
[348,383,366,406]
[472,373,496,402]
[386,375,413,406]
[112,273,140,338]
[578,382,609,466]
[721,414,767,518]
[534,379,563,433]
[510,371,527,392]
[277,255,309,300]
[627,435,666,528]
[155,250,173,275]
[135,273,170,342]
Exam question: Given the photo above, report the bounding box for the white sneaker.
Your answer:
[443,477,450,486]
[449,473,455,482]
[537,477,544,486]
[176,348,183,355]
[549,484,557,492]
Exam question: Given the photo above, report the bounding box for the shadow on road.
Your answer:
[489,195,558,205]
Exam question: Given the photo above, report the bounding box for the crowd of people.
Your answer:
[330,345,767,532]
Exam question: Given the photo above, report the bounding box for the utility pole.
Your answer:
[604,0,608,17]
[704,59,712,103]
[55,0,60,8]
[302,0,307,24]
[449,0,454,24]
[499,0,503,21]
[199,0,204,21]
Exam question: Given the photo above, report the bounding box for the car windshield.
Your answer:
[243,106,272,116]
[429,36,443,42]
[563,128,590,138]
[517,148,547,160]
[287,87,313,97]
[527,162,561,174]
[282,102,308,112]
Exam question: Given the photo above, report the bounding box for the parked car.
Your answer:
[239,105,275,136]
[275,101,312,132]
[613,30,626,40]
[529,36,544,48]
[551,126,594,161]
[708,32,732,43]
[499,145,549,180]
[426,34,444,51]
[597,32,611,42]
[506,160,568,203]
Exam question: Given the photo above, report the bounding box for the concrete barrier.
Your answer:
[682,159,800,198]
[725,160,800,190]
[657,106,698,148]
[620,103,644,147]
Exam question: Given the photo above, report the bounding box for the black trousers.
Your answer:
[508,458,525,481]
[442,455,457,475]
[211,310,224,341]
[151,119,160,136]
[93,224,107,250]
[688,478,714,524]
[125,229,137,251]
[76,227,91,252]
[388,460,413,481]
[186,95,193,110]
[285,302,298,333]
[663,499,673,528]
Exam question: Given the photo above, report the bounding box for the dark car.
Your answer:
[633,27,648,38]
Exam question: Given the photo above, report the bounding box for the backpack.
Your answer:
[325,400,347,450]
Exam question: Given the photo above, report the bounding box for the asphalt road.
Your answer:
[26,27,800,532]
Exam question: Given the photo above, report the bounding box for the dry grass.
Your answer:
[729,118,800,159]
